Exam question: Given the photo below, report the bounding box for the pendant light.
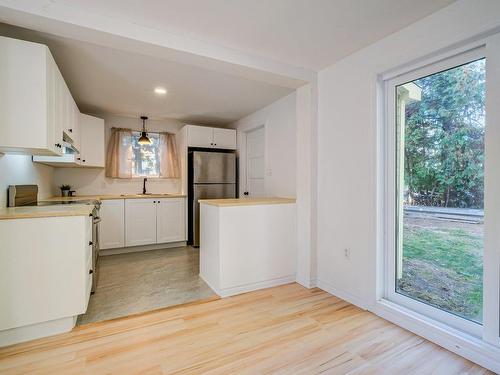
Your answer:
[138,116,151,145]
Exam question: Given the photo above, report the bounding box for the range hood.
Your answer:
[32,141,82,167]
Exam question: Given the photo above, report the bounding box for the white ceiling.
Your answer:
[0,23,293,125]
[0,1,456,125]
[57,0,456,70]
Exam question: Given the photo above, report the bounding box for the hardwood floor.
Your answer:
[0,283,491,374]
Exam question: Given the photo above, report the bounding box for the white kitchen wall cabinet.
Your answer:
[212,128,237,149]
[100,199,125,249]
[157,198,186,243]
[77,114,105,167]
[0,36,65,156]
[185,125,236,149]
[0,36,81,156]
[33,113,105,168]
[125,199,157,247]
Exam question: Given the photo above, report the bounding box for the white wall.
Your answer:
[53,114,184,196]
[0,154,54,207]
[317,0,500,308]
[230,92,297,198]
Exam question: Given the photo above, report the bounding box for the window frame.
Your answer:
[384,47,488,338]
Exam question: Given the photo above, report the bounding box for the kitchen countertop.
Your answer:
[198,197,296,207]
[0,194,186,220]
[42,193,186,202]
[0,204,94,220]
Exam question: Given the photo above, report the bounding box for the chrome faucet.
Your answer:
[142,178,147,195]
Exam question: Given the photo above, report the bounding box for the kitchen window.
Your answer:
[129,131,160,178]
[106,128,179,179]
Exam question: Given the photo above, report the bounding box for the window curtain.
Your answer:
[159,132,180,178]
[105,128,133,178]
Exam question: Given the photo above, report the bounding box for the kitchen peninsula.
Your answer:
[199,198,296,297]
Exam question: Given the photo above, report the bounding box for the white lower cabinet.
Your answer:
[100,199,125,249]
[157,198,186,243]
[125,199,157,247]
[121,198,186,248]
[0,215,92,346]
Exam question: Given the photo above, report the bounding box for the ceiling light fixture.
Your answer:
[138,116,151,145]
[154,87,167,95]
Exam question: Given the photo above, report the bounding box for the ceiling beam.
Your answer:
[0,0,315,89]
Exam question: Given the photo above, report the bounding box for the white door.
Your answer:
[125,199,157,247]
[99,199,125,249]
[187,126,213,148]
[245,126,266,197]
[212,128,236,149]
[157,198,186,243]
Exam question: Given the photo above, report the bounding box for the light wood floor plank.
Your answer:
[0,283,492,374]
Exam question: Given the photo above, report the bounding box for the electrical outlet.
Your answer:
[344,248,351,259]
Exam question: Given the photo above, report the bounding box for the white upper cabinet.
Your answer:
[157,198,186,243]
[0,36,80,156]
[212,128,237,149]
[78,114,105,167]
[33,113,105,168]
[185,125,236,149]
[0,36,65,156]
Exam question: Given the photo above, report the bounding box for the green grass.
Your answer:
[399,223,483,322]
[403,226,483,281]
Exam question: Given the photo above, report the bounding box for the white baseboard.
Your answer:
[373,300,500,374]
[296,277,318,289]
[317,279,368,309]
[309,278,318,288]
[100,241,187,256]
[0,316,76,347]
[201,274,296,298]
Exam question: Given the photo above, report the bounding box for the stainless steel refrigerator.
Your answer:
[188,151,237,246]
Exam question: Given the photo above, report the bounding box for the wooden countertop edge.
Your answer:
[0,206,94,220]
[198,198,296,207]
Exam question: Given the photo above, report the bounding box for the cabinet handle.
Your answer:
[77,157,81,160]
[244,192,249,196]
[89,241,93,246]
[69,128,73,133]
[82,160,86,163]
[89,269,93,275]
[55,143,62,148]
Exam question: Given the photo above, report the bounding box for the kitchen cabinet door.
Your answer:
[212,128,236,149]
[125,199,157,247]
[157,198,186,243]
[79,114,105,167]
[100,199,125,249]
[187,125,213,148]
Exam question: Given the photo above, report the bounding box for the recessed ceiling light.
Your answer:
[154,87,167,95]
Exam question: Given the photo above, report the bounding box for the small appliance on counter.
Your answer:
[7,184,101,292]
